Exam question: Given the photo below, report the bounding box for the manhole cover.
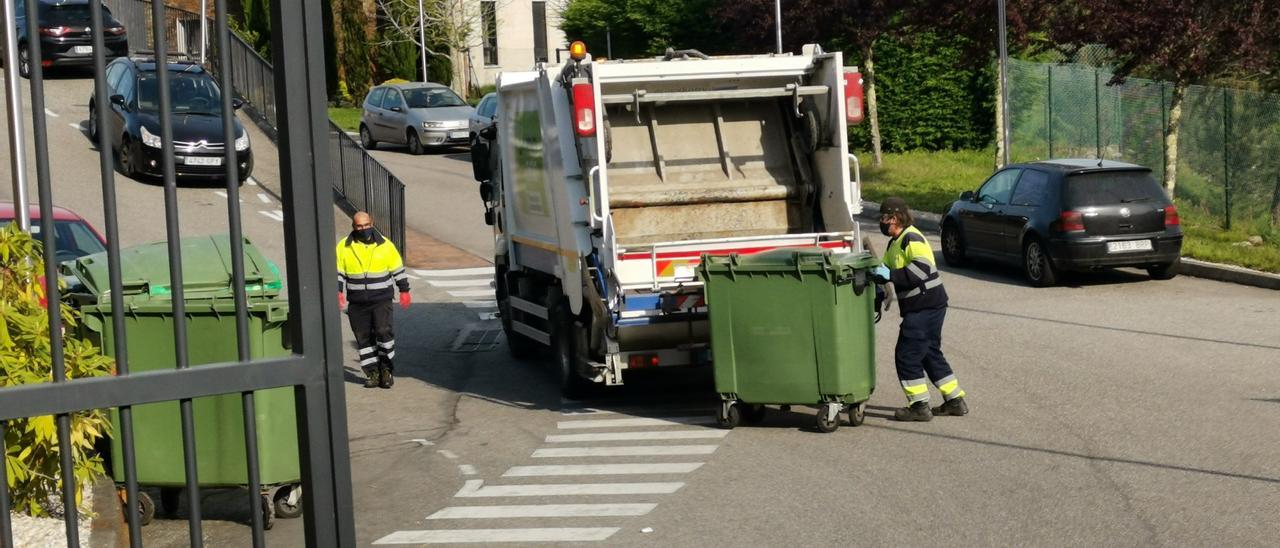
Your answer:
[448,324,502,352]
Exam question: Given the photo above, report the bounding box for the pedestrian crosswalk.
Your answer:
[414,266,498,322]
[373,401,725,544]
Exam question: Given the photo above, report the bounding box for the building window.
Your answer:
[532,1,547,63]
[481,0,498,66]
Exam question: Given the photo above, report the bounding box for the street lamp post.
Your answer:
[997,0,1011,166]
[200,0,207,63]
[774,0,782,54]
[3,0,30,231]
[418,0,429,81]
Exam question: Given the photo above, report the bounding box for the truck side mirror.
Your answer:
[483,210,495,226]
[471,139,492,182]
[479,181,494,203]
[479,125,497,141]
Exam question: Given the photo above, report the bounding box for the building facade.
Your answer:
[454,0,567,93]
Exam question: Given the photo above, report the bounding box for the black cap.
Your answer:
[880,197,909,215]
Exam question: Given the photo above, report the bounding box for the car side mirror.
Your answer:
[479,125,497,141]
[232,98,245,110]
[959,190,975,202]
[110,94,126,107]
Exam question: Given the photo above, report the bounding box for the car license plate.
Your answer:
[184,156,222,166]
[73,46,93,55]
[1106,239,1152,253]
[449,131,468,139]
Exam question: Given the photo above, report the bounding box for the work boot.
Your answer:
[363,367,381,388]
[893,401,933,422]
[379,366,394,389]
[933,396,969,416]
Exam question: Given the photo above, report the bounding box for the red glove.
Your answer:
[337,292,347,309]
[399,292,412,309]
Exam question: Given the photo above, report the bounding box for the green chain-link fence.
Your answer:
[1007,57,1280,239]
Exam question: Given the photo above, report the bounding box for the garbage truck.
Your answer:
[471,41,866,397]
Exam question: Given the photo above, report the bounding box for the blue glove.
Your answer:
[871,265,891,283]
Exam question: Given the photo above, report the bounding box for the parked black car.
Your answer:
[940,159,1182,286]
[4,0,129,78]
[89,56,253,183]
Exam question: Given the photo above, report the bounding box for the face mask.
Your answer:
[355,227,375,242]
[879,222,892,237]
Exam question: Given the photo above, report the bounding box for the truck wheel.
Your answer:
[551,296,593,400]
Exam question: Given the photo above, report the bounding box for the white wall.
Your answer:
[457,0,567,91]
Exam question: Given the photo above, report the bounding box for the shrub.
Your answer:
[1,224,114,517]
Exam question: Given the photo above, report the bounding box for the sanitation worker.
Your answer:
[337,211,411,388]
[870,197,969,421]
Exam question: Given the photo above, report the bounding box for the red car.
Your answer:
[0,201,107,263]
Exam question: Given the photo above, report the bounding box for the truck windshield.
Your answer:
[1064,171,1166,207]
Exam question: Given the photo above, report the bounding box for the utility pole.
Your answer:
[200,0,207,64]
[418,0,429,81]
[996,0,1011,166]
[774,0,783,54]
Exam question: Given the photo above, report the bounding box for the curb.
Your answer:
[860,200,1280,290]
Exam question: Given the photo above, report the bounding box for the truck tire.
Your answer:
[550,295,593,400]
[496,265,540,359]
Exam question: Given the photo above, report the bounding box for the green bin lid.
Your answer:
[700,247,879,274]
[66,235,282,303]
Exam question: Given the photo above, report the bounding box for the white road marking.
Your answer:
[408,439,433,447]
[259,210,285,222]
[503,463,703,477]
[546,430,729,443]
[214,190,228,198]
[556,416,713,429]
[257,192,272,203]
[413,267,492,278]
[454,479,684,498]
[69,122,83,130]
[373,528,619,544]
[246,177,258,186]
[404,272,421,280]
[477,312,498,321]
[532,445,718,458]
[427,503,656,520]
[426,278,492,288]
[560,407,615,415]
[462,300,497,309]
[447,289,495,298]
[437,449,458,460]
[44,108,59,117]
[458,464,477,475]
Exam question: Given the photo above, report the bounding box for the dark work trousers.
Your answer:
[894,306,958,404]
[348,300,396,374]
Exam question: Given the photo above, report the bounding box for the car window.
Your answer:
[403,87,466,109]
[480,95,497,117]
[1010,170,1050,207]
[1064,171,1166,208]
[0,220,106,260]
[106,63,126,91]
[117,69,136,109]
[977,169,1020,205]
[381,90,404,110]
[137,72,223,113]
[365,87,386,109]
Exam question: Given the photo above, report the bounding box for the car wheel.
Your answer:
[118,136,139,178]
[1147,257,1180,280]
[1023,238,1058,287]
[407,131,424,155]
[359,125,377,150]
[89,103,99,141]
[18,43,31,79]
[941,221,967,267]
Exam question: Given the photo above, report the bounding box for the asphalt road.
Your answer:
[5,72,1279,546]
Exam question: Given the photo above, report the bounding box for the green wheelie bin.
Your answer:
[698,248,879,433]
[65,235,301,527]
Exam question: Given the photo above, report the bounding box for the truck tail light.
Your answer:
[572,78,596,137]
[843,70,864,125]
[1055,210,1085,233]
[1163,205,1180,227]
[628,354,659,368]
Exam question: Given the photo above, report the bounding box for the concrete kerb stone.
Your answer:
[859,200,1280,290]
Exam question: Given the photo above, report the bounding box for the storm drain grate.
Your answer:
[449,324,503,352]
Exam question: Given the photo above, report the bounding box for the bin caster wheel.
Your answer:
[815,404,840,433]
[273,484,304,519]
[741,404,767,425]
[262,494,276,530]
[121,490,155,526]
[716,403,741,429]
[848,402,866,426]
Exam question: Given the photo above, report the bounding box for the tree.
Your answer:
[713,0,898,166]
[1047,0,1280,198]
[559,0,722,60]
[373,0,505,93]
[336,0,375,99]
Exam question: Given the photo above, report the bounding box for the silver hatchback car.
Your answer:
[359,83,475,154]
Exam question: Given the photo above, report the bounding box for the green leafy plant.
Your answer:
[1,223,114,517]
